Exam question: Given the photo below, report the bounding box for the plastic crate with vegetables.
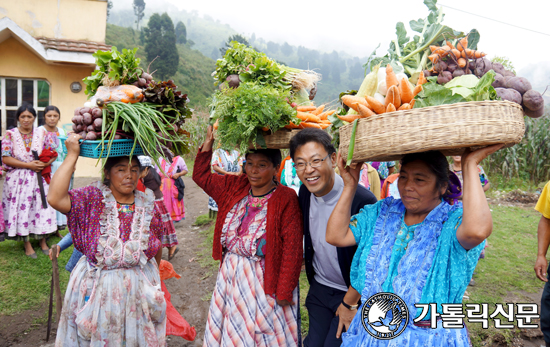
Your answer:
[68,47,192,162]
[333,0,543,163]
[210,42,336,152]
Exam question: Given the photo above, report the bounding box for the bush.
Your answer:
[182,109,210,161]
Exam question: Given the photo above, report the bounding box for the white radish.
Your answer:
[374,93,386,105]
[377,81,388,96]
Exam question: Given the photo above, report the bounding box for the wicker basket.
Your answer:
[249,129,302,149]
[338,100,525,163]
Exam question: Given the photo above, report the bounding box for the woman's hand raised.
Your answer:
[65,133,82,157]
[201,125,215,153]
[461,144,504,168]
[336,151,363,189]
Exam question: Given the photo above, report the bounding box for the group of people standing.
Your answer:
[192,126,498,347]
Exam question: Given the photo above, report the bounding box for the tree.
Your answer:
[144,13,179,80]
[133,0,146,31]
[281,42,293,56]
[175,21,187,44]
[219,34,249,56]
[106,0,113,19]
[266,41,279,54]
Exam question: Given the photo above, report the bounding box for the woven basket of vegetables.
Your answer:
[248,129,301,149]
[338,100,525,163]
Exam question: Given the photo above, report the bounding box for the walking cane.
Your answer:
[46,244,63,342]
[31,150,48,209]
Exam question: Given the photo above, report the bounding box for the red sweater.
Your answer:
[193,148,303,301]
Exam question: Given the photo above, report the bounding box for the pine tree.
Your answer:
[144,13,179,80]
[175,21,187,44]
[133,0,146,31]
[281,42,293,56]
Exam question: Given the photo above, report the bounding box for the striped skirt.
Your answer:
[155,199,178,248]
[203,252,299,346]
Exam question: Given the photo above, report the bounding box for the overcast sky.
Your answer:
[114,0,550,72]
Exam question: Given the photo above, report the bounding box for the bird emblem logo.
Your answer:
[360,292,409,340]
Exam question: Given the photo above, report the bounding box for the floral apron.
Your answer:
[56,183,166,347]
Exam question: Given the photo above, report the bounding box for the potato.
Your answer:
[496,88,522,105]
[524,105,545,118]
[491,62,505,76]
[522,89,544,111]
[506,77,532,95]
[492,73,506,88]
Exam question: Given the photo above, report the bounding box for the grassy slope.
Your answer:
[105,24,215,108]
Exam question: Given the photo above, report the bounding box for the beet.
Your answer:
[503,70,515,77]
[91,108,102,119]
[506,77,532,95]
[522,89,544,111]
[79,107,91,116]
[93,118,103,131]
[423,70,432,77]
[79,131,87,138]
[73,115,83,125]
[85,132,97,140]
[86,125,95,132]
[72,124,78,132]
[452,69,465,78]
[114,135,122,140]
[74,108,81,116]
[447,63,458,73]
[82,113,93,126]
[492,73,506,88]
[138,78,147,87]
[142,72,153,81]
[226,74,241,89]
[437,71,452,84]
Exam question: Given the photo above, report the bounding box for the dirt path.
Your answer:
[0,176,215,347]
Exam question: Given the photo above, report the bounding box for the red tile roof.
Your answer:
[35,37,111,54]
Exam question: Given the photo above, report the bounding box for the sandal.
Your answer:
[168,247,179,261]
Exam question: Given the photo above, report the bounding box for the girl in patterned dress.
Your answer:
[193,126,303,347]
[1,104,58,257]
[158,148,188,222]
[48,134,167,346]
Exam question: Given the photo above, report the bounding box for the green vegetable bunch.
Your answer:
[366,0,479,82]
[211,83,299,155]
[83,47,143,97]
[144,80,193,124]
[414,70,498,108]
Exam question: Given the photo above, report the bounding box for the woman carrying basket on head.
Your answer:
[193,126,303,346]
[48,134,167,346]
[326,144,502,346]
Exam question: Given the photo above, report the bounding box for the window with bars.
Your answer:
[0,78,51,135]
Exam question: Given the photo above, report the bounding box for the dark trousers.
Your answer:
[303,278,347,347]
[542,264,550,343]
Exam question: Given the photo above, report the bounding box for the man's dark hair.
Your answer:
[289,128,335,160]
[246,148,282,168]
[400,151,450,197]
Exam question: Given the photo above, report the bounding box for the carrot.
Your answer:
[297,106,316,112]
[213,119,219,130]
[342,95,370,110]
[319,123,331,129]
[337,114,362,123]
[297,112,321,123]
[321,119,332,124]
[410,99,416,108]
[417,71,427,86]
[318,110,336,120]
[298,122,322,129]
[261,126,269,132]
[398,103,412,111]
[399,77,414,104]
[429,45,438,53]
[385,85,401,109]
[457,36,468,51]
[446,40,455,50]
[357,104,375,118]
[386,103,396,113]
[428,54,440,64]
[457,58,467,68]
[120,98,130,103]
[365,96,386,114]
[412,85,423,97]
[311,105,325,115]
[439,45,451,57]
[386,64,399,89]
[285,121,301,129]
[450,49,461,60]
[472,50,486,59]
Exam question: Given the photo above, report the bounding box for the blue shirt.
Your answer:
[57,233,84,272]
